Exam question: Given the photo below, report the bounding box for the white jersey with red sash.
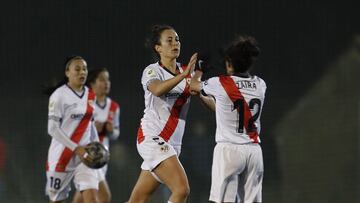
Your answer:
[138,62,191,147]
[94,97,120,148]
[46,85,97,172]
[202,75,266,144]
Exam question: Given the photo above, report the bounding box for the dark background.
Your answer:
[0,0,359,202]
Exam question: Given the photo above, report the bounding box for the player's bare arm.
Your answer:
[199,94,216,111]
[148,53,197,96]
[190,69,203,94]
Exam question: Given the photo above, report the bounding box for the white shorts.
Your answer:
[137,136,178,171]
[45,163,99,202]
[209,142,263,203]
[96,164,108,182]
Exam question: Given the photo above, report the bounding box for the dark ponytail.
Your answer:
[225,36,260,73]
[42,55,84,96]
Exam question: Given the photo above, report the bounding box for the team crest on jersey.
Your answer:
[49,101,55,112]
[160,145,170,153]
[146,68,156,77]
[186,78,191,85]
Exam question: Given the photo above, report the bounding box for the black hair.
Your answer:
[145,24,175,60]
[86,67,108,87]
[64,55,84,71]
[224,36,260,73]
[42,55,85,96]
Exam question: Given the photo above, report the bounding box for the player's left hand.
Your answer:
[105,122,113,133]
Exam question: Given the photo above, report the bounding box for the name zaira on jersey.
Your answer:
[236,80,257,90]
[70,112,93,120]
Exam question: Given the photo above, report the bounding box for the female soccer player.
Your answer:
[45,56,100,203]
[190,36,266,203]
[127,25,197,203]
[72,68,120,203]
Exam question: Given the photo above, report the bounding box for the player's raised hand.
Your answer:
[195,51,212,73]
[182,53,198,77]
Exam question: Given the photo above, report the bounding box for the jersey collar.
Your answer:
[158,61,180,76]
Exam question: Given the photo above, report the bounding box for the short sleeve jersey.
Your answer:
[138,62,191,147]
[202,75,266,144]
[47,84,97,172]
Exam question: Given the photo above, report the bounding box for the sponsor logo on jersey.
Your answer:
[165,92,182,98]
[71,112,93,120]
[236,81,257,90]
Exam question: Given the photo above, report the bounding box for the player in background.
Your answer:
[127,25,197,203]
[72,68,120,203]
[44,56,100,203]
[190,36,266,203]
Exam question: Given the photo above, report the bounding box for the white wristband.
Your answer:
[83,152,89,159]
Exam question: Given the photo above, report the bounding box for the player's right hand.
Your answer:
[182,53,198,77]
[74,145,95,165]
[95,121,105,132]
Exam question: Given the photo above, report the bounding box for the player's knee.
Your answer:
[84,195,99,203]
[127,197,147,203]
[172,184,190,198]
[128,191,149,203]
[85,198,98,203]
[99,194,111,203]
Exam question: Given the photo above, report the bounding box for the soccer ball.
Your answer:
[84,142,110,169]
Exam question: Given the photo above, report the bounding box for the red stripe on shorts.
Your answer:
[55,89,96,172]
[137,126,144,144]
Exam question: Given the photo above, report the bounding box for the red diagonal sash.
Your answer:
[99,100,119,143]
[55,89,95,171]
[219,75,259,143]
[107,100,119,123]
[159,66,191,142]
